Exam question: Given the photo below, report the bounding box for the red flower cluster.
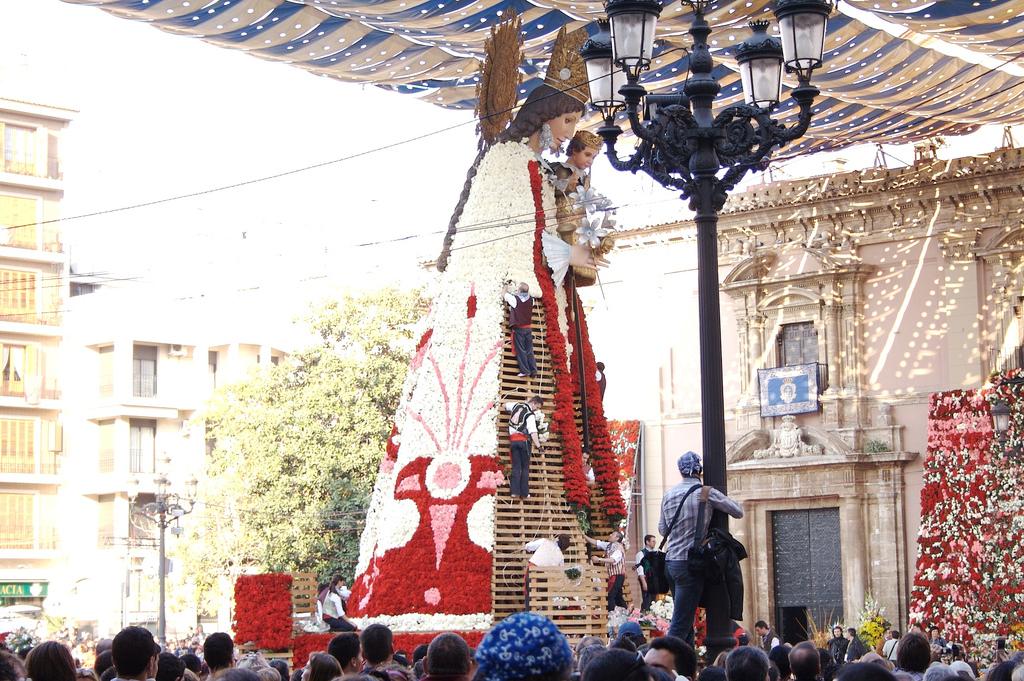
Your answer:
[608,420,641,484]
[528,161,590,510]
[234,574,294,650]
[570,298,627,522]
[292,633,336,668]
[291,631,486,668]
[393,630,485,655]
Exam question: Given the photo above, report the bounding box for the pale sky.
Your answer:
[2,0,1020,345]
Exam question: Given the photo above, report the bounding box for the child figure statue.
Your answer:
[550,130,614,286]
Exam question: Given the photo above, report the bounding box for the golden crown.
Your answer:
[571,130,602,150]
[544,26,591,104]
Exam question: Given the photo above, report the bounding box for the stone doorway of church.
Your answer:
[771,508,844,644]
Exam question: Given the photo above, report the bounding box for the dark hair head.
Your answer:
[0,651,26,681]
[361,624,394,666]
[94,652,114,677]
[582,649,649,681]
[557,534,571,552]
[755,622,769,631]
[328,633,361,670]
[769,646,792,681]
[644,535,655,544]
[727,646,770,681]
[156,653,185,681]
[204,633,235,671]
[100,667,118,681]
[498,85,586,145]
[577,646,607,676]
[26,642,77,681]
[290,669,304,681]
[836,662,896,681]
[413,646,430,665]
[426,634,472,677]
[895,634,931,674]
[984,662,1017,681]
[847,629,858,638]
[111,628,159,678]
[648,637,697,678]
[529,396,544,408]
[596,362,606,372]
[268,660,289,681]
[96,641,114,657]
[307,654,342,681]
[221,670,260,681]
[699,667,728,681]
[181,655,202,675]
[610,638,638,653]
[788,643,819,681]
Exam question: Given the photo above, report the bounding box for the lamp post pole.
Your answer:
[130,474,198,647]
[582,0,832,657]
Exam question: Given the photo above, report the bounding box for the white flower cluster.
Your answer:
[351,612,494,632]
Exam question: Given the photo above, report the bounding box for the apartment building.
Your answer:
[0,98,74,611]
[60,287,287,634]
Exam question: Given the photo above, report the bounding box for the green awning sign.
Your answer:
[0,582,47,598]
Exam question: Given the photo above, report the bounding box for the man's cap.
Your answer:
[475,612,572,681]
[678,451,703,476]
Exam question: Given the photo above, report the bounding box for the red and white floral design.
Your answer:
[910,373,1024,646]
[349,142,565,632]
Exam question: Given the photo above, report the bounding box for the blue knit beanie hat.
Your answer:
[475,612,573,681]
[678,451,703,476]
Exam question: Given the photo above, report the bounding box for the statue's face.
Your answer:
[571,146,598,169]
[546,111,583,151]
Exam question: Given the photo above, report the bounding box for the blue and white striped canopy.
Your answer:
[62,0,1024,153]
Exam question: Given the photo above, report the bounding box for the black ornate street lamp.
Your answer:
[582,0,832,656]
[129,473,198,646]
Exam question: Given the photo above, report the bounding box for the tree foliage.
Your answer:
[182,288,424,604]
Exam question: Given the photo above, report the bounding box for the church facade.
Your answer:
[583,144,1024,639]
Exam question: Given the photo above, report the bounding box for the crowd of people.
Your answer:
[1,613,1020,681]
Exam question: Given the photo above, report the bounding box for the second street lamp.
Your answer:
[582,0,833,657]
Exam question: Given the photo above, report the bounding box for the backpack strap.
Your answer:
[658,484,702,551]
[692,486,713,550]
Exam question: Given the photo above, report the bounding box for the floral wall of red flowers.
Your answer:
[910,372,1024,646]
[234,574,294,650]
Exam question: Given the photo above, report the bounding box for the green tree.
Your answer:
[181,288,423,605]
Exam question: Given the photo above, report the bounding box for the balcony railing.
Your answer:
[0,456,58,475]
[0,311,62,326]
[0,525,58,550]
[2,158,62,181]
[0,380,60,400]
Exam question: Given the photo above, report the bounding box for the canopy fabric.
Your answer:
[62,0,1024,153]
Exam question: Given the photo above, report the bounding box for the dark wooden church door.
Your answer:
[771,508,844,644]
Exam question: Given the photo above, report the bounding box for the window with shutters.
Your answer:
[3,125,35,175]
[0,343,28,396]
[98,346,114,397]
[98,420,115,473]
[133,345,157,397]
[0,269,36,322]
[779,322,819,366]
[129,420,156,474]
[0,493,34,549]
[0,195,38,249]
[0,418,35,474]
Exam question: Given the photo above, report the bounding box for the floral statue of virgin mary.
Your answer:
[347,18,625,635]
